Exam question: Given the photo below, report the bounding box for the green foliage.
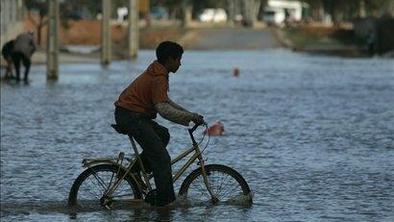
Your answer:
[25,0,48,16]
[24,0,392,23]
[303,0,393,20]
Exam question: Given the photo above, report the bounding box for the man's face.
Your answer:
[168,56,182,73]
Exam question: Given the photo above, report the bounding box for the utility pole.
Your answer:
[359,0,366,18]
[47,0,59,80]
[243,0,261,27]
[181,0,192,28]
[101,0,111,65]
[128,0,138,59]
[227,0,235,26]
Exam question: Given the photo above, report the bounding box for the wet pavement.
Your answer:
[1,49,394,221]
[180,27,280,50]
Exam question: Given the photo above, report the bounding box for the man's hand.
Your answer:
[192,113,205,125]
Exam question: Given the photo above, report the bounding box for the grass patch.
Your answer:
[284,26,364,49]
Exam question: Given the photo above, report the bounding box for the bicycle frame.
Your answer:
[84,123,216,201]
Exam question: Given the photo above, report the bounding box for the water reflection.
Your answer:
[0,200,253,221]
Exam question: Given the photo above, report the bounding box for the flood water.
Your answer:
[1,49,394,221]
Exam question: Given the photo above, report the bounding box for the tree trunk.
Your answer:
[358,0,366,18]
[181,0,192,28]
[37,16,45,46]
[226,0,235,25]
[243,0,261,27]
[37,25,42,46]
[311,0,325,21]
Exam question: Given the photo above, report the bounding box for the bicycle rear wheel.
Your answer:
[179,164,252,205]
[68,164,142,210]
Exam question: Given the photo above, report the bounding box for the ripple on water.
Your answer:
[1,50,394,221]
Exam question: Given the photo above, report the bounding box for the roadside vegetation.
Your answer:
[283,25,364,49]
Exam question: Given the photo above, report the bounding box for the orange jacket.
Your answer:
[115,61,169,118]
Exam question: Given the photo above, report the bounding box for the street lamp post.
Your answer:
[101,0,111,65]
[128,0,138,59]
[47,0,59,80]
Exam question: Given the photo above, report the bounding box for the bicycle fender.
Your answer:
[82,158,119,168]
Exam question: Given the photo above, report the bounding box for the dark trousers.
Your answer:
[3,57,13,78]
[2,54,13,78]
[114,106,175,206]
[11,52,31,81]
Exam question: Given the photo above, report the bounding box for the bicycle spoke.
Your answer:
[218,183,239,200]
[217,174,238,197]
[79,175,107,201]
[180,166,250,205]
[69,165,140,209]
[191,176,215,200]
[215,172,230,195]
[111,183,132,198]
[85,179,103,199]
[81,171,125,201]
[90,175,107,191]
[215,174,239,199]
[91,170,111,192]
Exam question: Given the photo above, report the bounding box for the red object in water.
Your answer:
[233,67,240,77]
[203,121,225,136]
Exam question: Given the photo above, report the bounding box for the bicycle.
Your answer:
[68,123,252,210]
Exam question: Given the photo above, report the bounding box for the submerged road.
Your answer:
[24,27,280,66]
[1,49,393,221]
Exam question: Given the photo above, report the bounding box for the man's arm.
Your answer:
[155,102,199,126]
[168,98,190,112]
[152,76,203,126]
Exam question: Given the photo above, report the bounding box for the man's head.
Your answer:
[156,41,183,73]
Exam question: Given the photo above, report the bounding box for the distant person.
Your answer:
[1,40,15,79]
[114,41,205,207]
[284,9,290,26]
[367,30,376,55]
[233,67,240,77]
[12,32,36,82]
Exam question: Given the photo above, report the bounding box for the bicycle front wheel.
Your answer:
[68,164,142,210]
[179,164,252,205]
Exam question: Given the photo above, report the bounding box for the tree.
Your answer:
[304,0,393,22]
[242,0,262,27]
[364,0,394,17]
[25,0,48,46]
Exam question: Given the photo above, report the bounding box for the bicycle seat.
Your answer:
[111,124,129,135]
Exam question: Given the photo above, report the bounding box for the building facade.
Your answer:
[0,0,25,50]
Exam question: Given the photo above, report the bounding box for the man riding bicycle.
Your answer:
[114,41,204,207]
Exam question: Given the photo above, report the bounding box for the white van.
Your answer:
[199,8,227,23]
[263,7,286,25]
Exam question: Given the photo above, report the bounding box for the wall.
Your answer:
[1,0,25,65]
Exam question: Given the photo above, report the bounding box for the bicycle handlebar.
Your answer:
[187,122,207,145]
[188,121,207,134]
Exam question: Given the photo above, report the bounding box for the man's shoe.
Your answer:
[144,190,178,207]
[144,189,158,206]
[154,198,186,209]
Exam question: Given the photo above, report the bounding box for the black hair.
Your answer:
[156,41,184,64]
